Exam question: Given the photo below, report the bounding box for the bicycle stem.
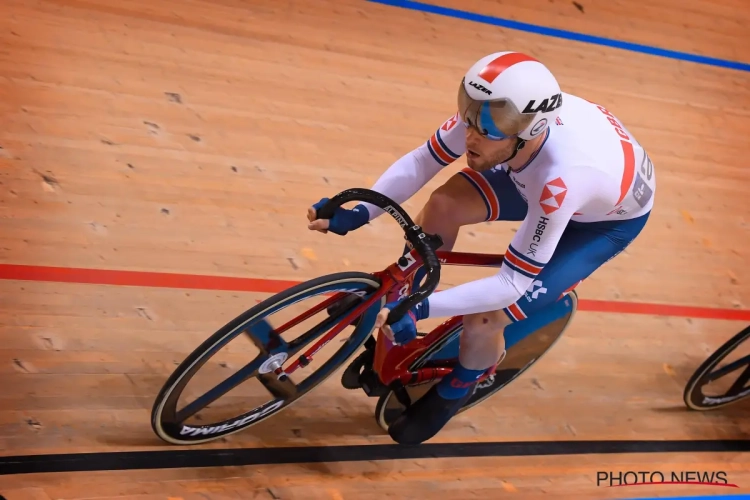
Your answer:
[316,188,444,325]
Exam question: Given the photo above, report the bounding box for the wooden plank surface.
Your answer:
[1,0,749,498]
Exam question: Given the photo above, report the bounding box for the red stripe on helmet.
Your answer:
[477,52,539,84]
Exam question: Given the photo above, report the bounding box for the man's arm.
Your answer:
[425,173,583,318]
[361,113,465,219]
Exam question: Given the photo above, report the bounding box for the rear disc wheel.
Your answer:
[375,290,579,431]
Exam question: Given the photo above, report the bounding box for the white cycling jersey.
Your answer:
[361,93,656,318]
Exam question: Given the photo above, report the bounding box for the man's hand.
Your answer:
[307,198,370,235]
[373,299,430,345]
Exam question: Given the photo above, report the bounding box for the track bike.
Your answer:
[151,188,579,445]
[684,325,750,411]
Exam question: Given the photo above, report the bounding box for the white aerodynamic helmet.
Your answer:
[458,51,563,141]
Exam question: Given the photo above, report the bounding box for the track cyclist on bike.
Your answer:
[307,51,656,445]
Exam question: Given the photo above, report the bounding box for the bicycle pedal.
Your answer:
[359,367,390,398]
[341,349,370,389]
[364,334,376,351]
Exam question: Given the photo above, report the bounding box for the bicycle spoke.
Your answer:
[258,372,298,400]
[271,292,348,336]
[707,353,750,382]
[178,296,360,421]
[727,363,750,396]
[244,297,359,357]
[244,319,288,354]
[175,357,263,422]
[286,309,353,352]
[282,293,381,377]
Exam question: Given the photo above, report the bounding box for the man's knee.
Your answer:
[419,175,487,229]
[421,188,463,229]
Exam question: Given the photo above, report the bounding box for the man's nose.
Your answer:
[465,124,481,143]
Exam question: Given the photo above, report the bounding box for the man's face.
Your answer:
[464,125,516,171]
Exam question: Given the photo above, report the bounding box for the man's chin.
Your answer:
[467,157,494,172]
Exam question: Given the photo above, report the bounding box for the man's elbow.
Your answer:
[491,274,529,306]
[508,288,526,307]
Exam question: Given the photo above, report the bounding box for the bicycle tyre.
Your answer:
[683,325,750,411]
[151,272,384,445]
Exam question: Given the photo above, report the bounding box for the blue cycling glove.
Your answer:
[384,298,430,345]
[312,198,370,235]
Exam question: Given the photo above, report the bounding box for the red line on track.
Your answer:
[0,263,294,294]
[1,263,748,321]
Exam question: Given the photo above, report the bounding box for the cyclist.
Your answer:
[307,51,655,445]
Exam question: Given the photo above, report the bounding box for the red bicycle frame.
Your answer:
[371,248,505,387]
[273,247,506,387]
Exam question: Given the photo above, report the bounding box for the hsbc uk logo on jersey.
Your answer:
[539,177,567,215]
[526,215,549,258]
[524,280,548,302]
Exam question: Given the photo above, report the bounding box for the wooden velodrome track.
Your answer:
[1,0,750,498]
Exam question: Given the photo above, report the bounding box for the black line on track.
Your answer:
[2,439,749,475]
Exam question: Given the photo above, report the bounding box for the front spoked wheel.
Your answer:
[684,325,750,411]
[151,272,385,445]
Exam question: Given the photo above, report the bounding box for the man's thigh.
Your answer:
[503,213,651,322]
[458,167,528,222]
